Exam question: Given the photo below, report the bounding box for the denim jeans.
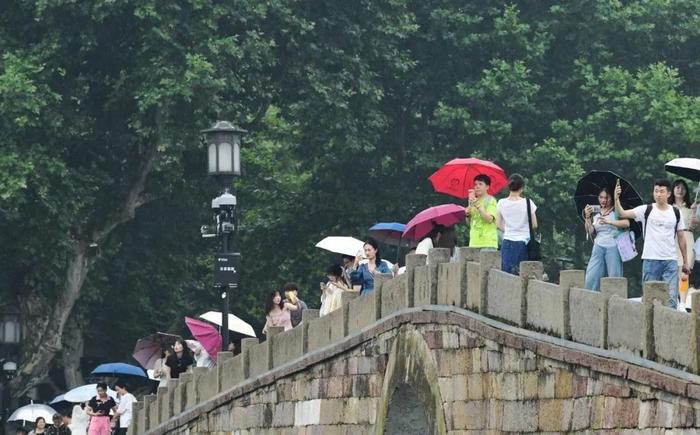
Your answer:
[642,259,679,309]
[501,239,528,275]
[584,244,623,291]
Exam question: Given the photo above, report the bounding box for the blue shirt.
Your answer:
[349,260,392,295]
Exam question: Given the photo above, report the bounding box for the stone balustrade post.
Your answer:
[691,292,700,374]
[240,337,258,379]
[456,247,480,263]
[517,261,544,326]
[405,253,427,308]
[142,394,156,431]
[425,248,451,305]
[643,281,669,359]
[600,277,628,348]
[558,270,584,340]
[176,372,192,413]
[216,351,233,393]
[302,309,319,352]
[478,250,501,315]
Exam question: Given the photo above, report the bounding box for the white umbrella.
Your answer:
[8,403,56,422]
[199,311,256,338]
[315,236,365,257]
[665,157,700,181]
[63,384,117,403]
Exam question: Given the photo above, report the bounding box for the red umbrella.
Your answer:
[402,204,466,241]
[185,317,222,362]
[429,158,507,198]
[132,332,181,370]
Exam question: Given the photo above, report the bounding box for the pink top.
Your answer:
[269,309,293,331]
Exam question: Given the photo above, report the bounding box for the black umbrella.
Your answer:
[573,171,644,235]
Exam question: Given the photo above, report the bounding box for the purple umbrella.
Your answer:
[132,332,181,370]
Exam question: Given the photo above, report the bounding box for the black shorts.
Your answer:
[691,261,700,289]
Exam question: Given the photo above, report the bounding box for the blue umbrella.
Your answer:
[90,362,147,378]
[369,222,416,262]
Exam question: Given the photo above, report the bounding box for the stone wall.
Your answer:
[132,248,700,434]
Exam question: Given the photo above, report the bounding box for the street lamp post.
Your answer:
[1,360,17,435]
[202,121,247,351]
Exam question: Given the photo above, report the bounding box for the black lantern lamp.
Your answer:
[202,121,247,187]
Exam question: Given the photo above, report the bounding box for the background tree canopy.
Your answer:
[1,0,699,399]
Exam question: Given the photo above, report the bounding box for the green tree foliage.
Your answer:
[2,0,700,397]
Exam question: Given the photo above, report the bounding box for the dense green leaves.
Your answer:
[2,0,700,397]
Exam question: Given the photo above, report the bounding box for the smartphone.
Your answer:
[591,205,601,213]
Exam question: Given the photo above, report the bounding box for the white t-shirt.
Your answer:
[117,392,136,428]
[415,237,433,256]
[693,237,700,261]
[633,204,686,260]
[497,198,537,242]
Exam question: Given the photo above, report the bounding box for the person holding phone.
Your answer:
[615,178,689,308]
[465,174,498,249]
[348,238,393,295]
[583,187,629,291]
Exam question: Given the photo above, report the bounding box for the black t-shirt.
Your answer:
[88,395,116,417]
[165,352,194,378]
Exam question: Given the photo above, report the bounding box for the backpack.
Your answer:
[643,204,681,239]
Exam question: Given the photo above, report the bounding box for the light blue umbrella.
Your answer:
[90,362,146,378]
[49,394,66,405]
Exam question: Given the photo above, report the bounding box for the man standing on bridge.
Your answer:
[615,178,689,308]
[465,174,498,250]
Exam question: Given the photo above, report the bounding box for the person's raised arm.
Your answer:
[583,205,595,236]
[614,179,635,219]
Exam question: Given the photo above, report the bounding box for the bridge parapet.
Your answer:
[131,247,700,434]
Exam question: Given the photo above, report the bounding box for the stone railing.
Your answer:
[131,247,700,434]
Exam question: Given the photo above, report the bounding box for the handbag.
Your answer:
[615,230,638,262]
[526,198,541,260]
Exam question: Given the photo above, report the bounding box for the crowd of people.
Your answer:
[14,382,136,435]
[260,170,699,337]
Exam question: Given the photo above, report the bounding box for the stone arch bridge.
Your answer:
[131,248,700,434]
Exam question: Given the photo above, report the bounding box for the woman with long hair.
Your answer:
[164,339,194,380]
[85,382,117,435]
[262,290,295,334]
[320,264,351,316]
[583,187,630,291]
[348,238,393,295]
[672,179,697,301]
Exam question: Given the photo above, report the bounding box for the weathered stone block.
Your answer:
[653,303,693,369]
[538,399,573,432]
[607,296,645,356]
[380,274,408,316]
[248,340,272,378]
[526,280,566,337]
[437,261,468,307]
[501,400,538,432]
[451,400,486,429]
[271,323,304,367]
[486,269,525,326]
[347,291,380,335]
[569,287,605,348]
[307,304,345,351]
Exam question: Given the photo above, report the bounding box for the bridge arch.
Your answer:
[375,326,447,435]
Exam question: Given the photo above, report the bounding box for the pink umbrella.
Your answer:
[185,317,222,362]
[132,332,181,370]
[402,204,466,241]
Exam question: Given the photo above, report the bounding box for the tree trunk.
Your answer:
[11,245,90,396]
[10,137,159,397]
[62,312,85,389]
